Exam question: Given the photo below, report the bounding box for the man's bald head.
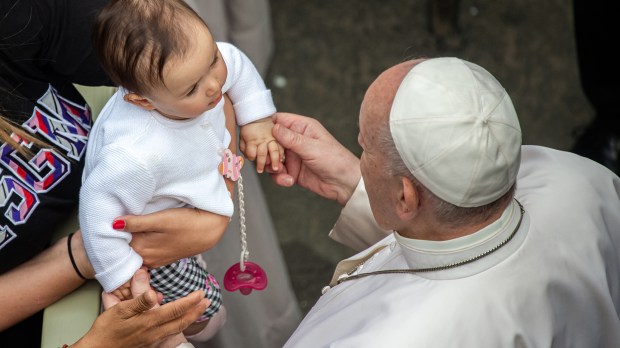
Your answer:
[359,57,521,233]
[360,59,424,126]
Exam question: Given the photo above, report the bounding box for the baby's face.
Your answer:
[146,24,227,120]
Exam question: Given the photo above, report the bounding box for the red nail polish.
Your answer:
[112,220,126,230]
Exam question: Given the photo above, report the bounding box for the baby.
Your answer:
[80,0,282,341]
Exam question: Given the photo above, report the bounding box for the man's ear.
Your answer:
[123,92,156,110]
[396,176,419,221]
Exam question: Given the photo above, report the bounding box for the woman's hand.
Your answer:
[114,208,229,268]
[72,268,206,348]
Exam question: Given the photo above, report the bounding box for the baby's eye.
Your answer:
[186,85,197,96]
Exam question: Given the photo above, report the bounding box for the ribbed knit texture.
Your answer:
[80,42,275,292]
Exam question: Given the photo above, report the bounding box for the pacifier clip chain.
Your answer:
[219,149,268,295]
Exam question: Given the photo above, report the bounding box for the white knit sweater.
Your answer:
[79,42,275,292]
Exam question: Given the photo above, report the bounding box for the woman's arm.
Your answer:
[0,229,205,345]
[0,231,92,330]
[119,208,230,268]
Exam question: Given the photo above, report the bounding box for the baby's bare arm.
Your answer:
[239,117,284,173]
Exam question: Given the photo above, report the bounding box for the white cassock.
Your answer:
[284,145,620,348]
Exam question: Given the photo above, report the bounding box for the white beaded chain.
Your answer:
[237,175,249,271]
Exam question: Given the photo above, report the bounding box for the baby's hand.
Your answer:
[111,279,133,301]
[239,117,284,173]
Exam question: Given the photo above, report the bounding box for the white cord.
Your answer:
[237,175,249,271]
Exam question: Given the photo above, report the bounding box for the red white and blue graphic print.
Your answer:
[0,85,91,250]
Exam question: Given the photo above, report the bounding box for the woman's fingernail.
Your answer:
[112,220,126,230]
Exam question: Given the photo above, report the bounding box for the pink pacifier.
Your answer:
[224,261,268,295]
[220,155,268,296]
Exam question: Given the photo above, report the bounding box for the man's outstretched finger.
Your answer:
[272,123,307,152]
[274,112,323,138]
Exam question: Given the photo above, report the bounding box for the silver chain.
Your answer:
[237,175,249,271]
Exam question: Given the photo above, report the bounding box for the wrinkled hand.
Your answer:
[239,117,284,173]
[73,269,207,348]
[268,112,361,205]
[115,208,229,269]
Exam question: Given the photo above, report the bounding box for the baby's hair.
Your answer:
[92,0,208,95]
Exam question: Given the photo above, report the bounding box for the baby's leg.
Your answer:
[185,305,227,342]
[149,257,224,341]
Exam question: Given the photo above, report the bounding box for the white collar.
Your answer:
[394,200,528,279]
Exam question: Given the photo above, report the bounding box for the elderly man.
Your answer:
[270,58,620,347]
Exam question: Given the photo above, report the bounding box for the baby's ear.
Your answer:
[123,92,156,110]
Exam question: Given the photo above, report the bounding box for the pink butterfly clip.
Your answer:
[219,149,244,181]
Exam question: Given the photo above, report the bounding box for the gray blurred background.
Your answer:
[258,0,591,314]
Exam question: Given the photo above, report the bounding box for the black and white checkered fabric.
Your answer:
[149,256,222,320]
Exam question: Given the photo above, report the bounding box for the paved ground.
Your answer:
[258,0,591,314]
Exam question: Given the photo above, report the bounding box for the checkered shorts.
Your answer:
[149,256,222,321]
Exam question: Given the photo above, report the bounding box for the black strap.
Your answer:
[67,232,87,280]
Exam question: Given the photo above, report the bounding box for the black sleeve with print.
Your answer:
[0,0,110,343]
[0,0,111,273]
